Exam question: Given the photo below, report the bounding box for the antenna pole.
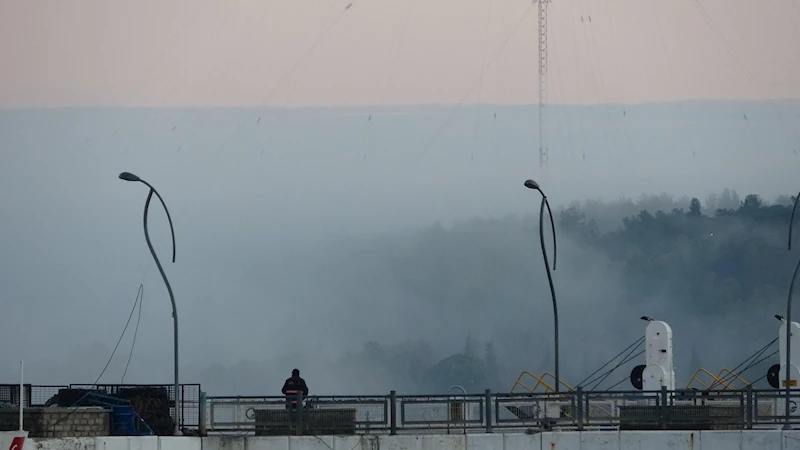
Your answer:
[19,360,24,431]
[538,0,549,168]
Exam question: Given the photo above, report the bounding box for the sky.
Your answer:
[1,0,800,397]
[1,0,799,108]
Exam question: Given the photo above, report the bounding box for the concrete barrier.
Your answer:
[579,431,619,450]
[21,430,800,450]
[783,431,800,450]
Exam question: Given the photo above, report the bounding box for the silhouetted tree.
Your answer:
[484,341,499,388]
[464,334,477,359]
[689,198,702,217]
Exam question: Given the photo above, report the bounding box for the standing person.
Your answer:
[281,369,309,409]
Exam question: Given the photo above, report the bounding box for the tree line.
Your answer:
[329,189,797,393]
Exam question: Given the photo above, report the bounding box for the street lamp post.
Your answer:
[784,192,800,429]
[524,179,559,392]
[118,172,181,436]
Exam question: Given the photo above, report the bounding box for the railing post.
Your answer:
[295,391,304,436]
[389,391,397,435]
[485,389,493,433]
[576,387,584,431]
[198,391,207,436]
[659,386,668,430]
[746,385,754,429]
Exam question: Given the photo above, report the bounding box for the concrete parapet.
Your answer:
[17,430,800,450]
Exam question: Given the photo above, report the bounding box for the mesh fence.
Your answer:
[753,390,800,425]
[6,385,800,434]
[494,393,575,428]
[398,395,484,429]
[0,385,67,407]
[70,383,201,430]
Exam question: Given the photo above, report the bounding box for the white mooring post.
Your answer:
[642,320,675,392]
[778,320,800,418]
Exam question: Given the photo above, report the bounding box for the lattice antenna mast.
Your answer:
[538,0,549,168]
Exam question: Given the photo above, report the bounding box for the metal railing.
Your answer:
[207,394,389,435]
[70,383,202,431]
[1,384,201,434]
[0,384,67,407]
[204,388,800,435]
[6,385,800,436]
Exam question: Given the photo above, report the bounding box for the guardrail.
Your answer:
[204,388,800,435]
[0,383,201,434]
[0,384,67,407]
[70,383,202,431]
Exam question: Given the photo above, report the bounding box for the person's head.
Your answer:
[292,368,300,377]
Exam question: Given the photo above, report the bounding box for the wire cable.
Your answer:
[212,1,357,154]
[605,374,631,391]
[576,336,645,388]
[412,1,537,161]
[711,338,777,388]
[92,283,146,385]
[587,349,645,391]
[122,284,145,383]
[41,283,146,431]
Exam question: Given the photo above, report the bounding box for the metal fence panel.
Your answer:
[207,396,389,434]
[70,383,201,430]
[0,385,68,407]
[399,395,484,429]
[494,393,576,428]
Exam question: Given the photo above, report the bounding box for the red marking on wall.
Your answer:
[8,437,25,450]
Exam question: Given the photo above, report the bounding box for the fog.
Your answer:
[0,101,798,396]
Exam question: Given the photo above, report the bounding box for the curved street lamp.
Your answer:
[524,179,559,392]
[118,172,181,436]
[784,193,800,429]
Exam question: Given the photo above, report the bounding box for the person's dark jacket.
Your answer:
[281,376,309,397]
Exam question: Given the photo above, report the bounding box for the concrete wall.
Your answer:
[0,408,110,438]
[18,431,800,450]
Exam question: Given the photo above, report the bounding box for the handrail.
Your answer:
[685,368,735,391]
[539,372,575,392]
[204,389,800,434]
[510,371,556,393]
[710,369,750,390]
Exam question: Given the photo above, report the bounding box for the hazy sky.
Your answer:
[1,0,799,108]
[1,0,800,395]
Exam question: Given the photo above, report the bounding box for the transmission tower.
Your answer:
[538,0,549,168]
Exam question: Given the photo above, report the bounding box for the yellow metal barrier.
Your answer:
[711,369,750,390]
[686,367,756,391]
[685,368,771,416]
[510,371,574,393]
[510,371,555,393]
[539,372,575,392]
[685,368,736,391]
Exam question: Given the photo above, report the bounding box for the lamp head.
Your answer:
[118,172,141,182]
[524,179,540,190]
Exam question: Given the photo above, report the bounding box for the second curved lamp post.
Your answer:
[784,192,800,429]
[524,179,559,392]
[118,172,181,436]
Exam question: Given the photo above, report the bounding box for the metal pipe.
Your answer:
[142,189,180,435]
[446,385,468,434]
[525,179,559,393]
[784,256,800,430]
[788,191,800,251]
[119,172,180,436]
[786,191,800,430]
[539,195,559,392]
[19,360,23,431]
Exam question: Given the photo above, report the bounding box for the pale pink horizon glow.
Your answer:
[1,0,798,108]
